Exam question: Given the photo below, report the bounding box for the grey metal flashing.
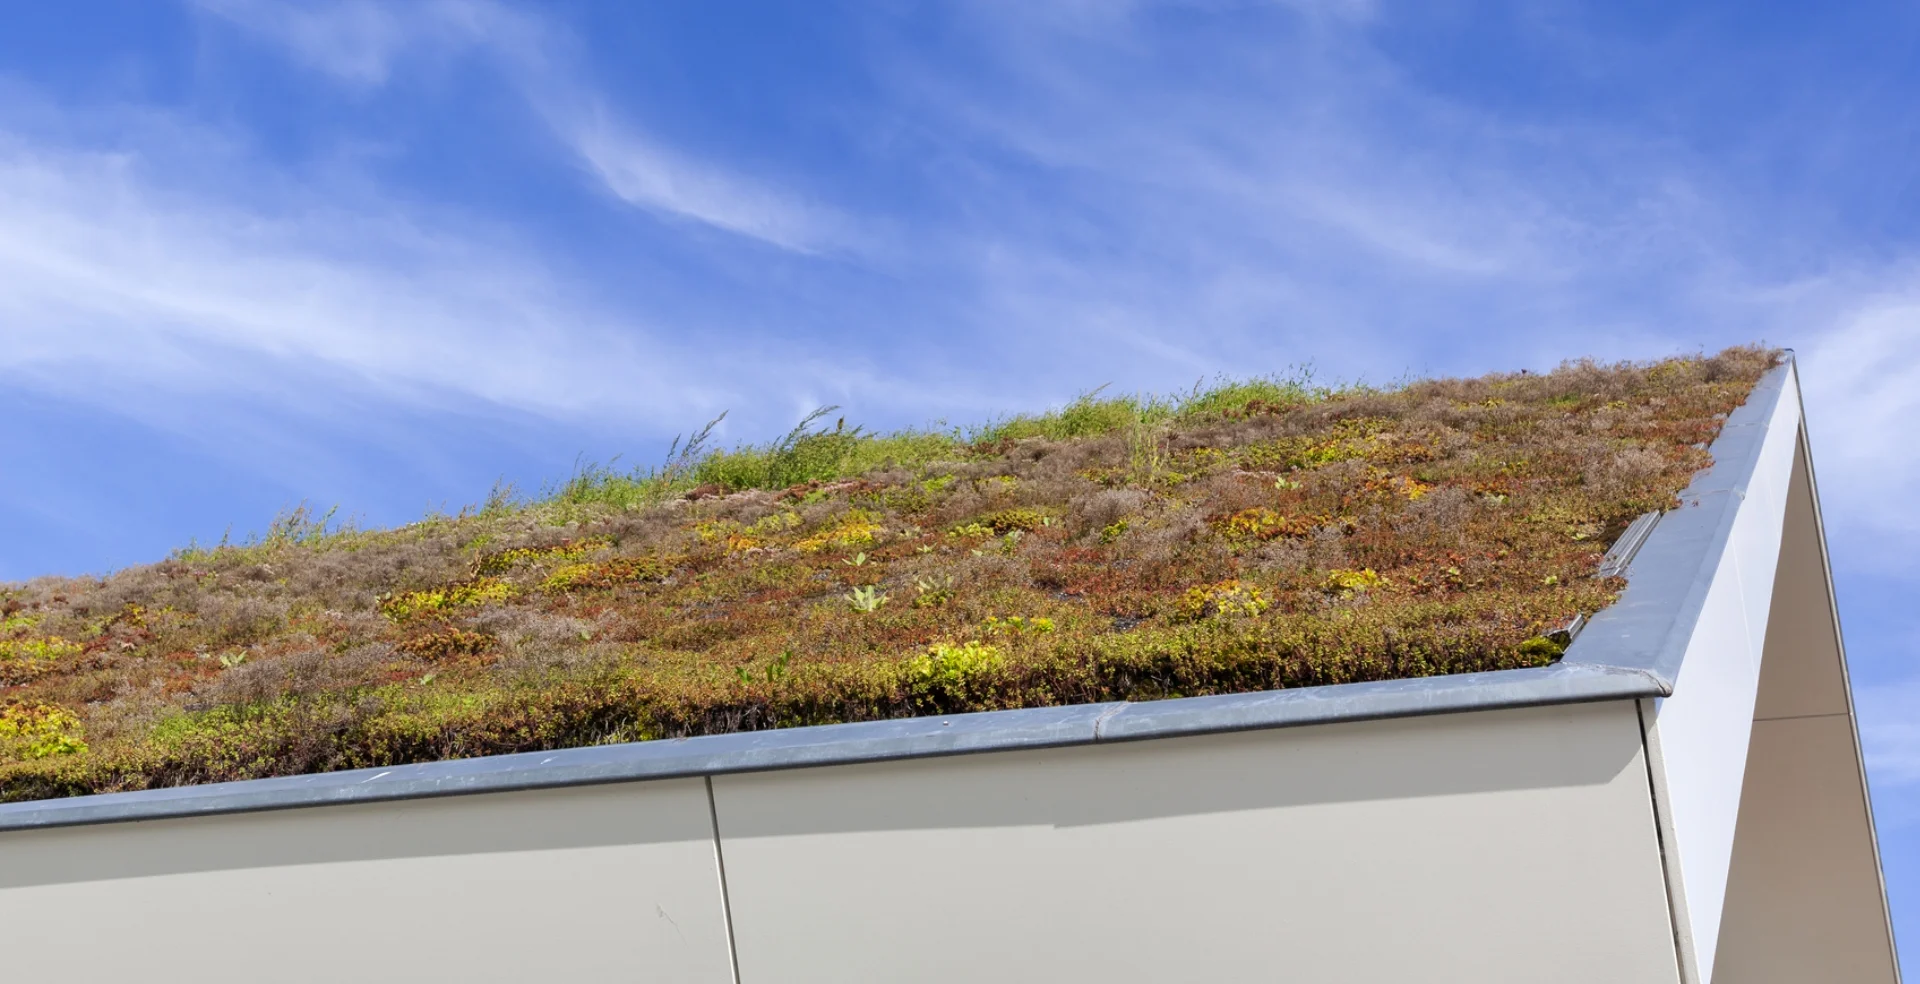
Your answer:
[1092,661,1660,742]
[0,702,1124,831]
[1559,362,1793,689]
[0,363,1798,833]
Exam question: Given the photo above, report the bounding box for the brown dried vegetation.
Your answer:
[0,348,1778,801]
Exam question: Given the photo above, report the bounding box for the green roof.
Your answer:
[0,346,1778,801]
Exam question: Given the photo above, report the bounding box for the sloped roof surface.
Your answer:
[0,347,1778,801]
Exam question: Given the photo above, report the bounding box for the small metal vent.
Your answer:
[1597,511,1661,579]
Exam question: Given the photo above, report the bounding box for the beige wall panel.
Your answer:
[1749,441,1851,721]
[0,780,735,984]
[1713,434,1900,982]
[1714,715,1899,983]
[714,702,1678,984]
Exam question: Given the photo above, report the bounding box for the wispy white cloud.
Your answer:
[847,2,1783,393]
[37,0,1916,472]
[1800,291,1920,543]
[188,0,553,86]
[0,2,888,456]
[8,1,1920,571]
[0,123,753,423]
[903,8,1549,278]
[192,0,855,254]
[555,109,853,256]
[1860,678,1920,796]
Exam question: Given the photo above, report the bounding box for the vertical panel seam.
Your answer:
[1639,698,1700,984]
[706,776,744,984]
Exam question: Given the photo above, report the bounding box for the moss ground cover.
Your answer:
[0,348,1777,801]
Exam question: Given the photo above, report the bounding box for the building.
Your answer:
[0,355,1897,981]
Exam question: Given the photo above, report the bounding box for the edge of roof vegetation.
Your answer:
[0,362,1798,832]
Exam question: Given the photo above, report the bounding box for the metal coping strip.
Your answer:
[0,363,1797,832]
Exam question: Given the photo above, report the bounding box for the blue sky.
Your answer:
[2,0,1916,961]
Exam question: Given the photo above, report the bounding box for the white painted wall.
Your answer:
[713,701,1680,984]
[0,780,737,983]
[1,702,1683,983]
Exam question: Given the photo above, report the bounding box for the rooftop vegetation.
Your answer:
[0,347,1778,801]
